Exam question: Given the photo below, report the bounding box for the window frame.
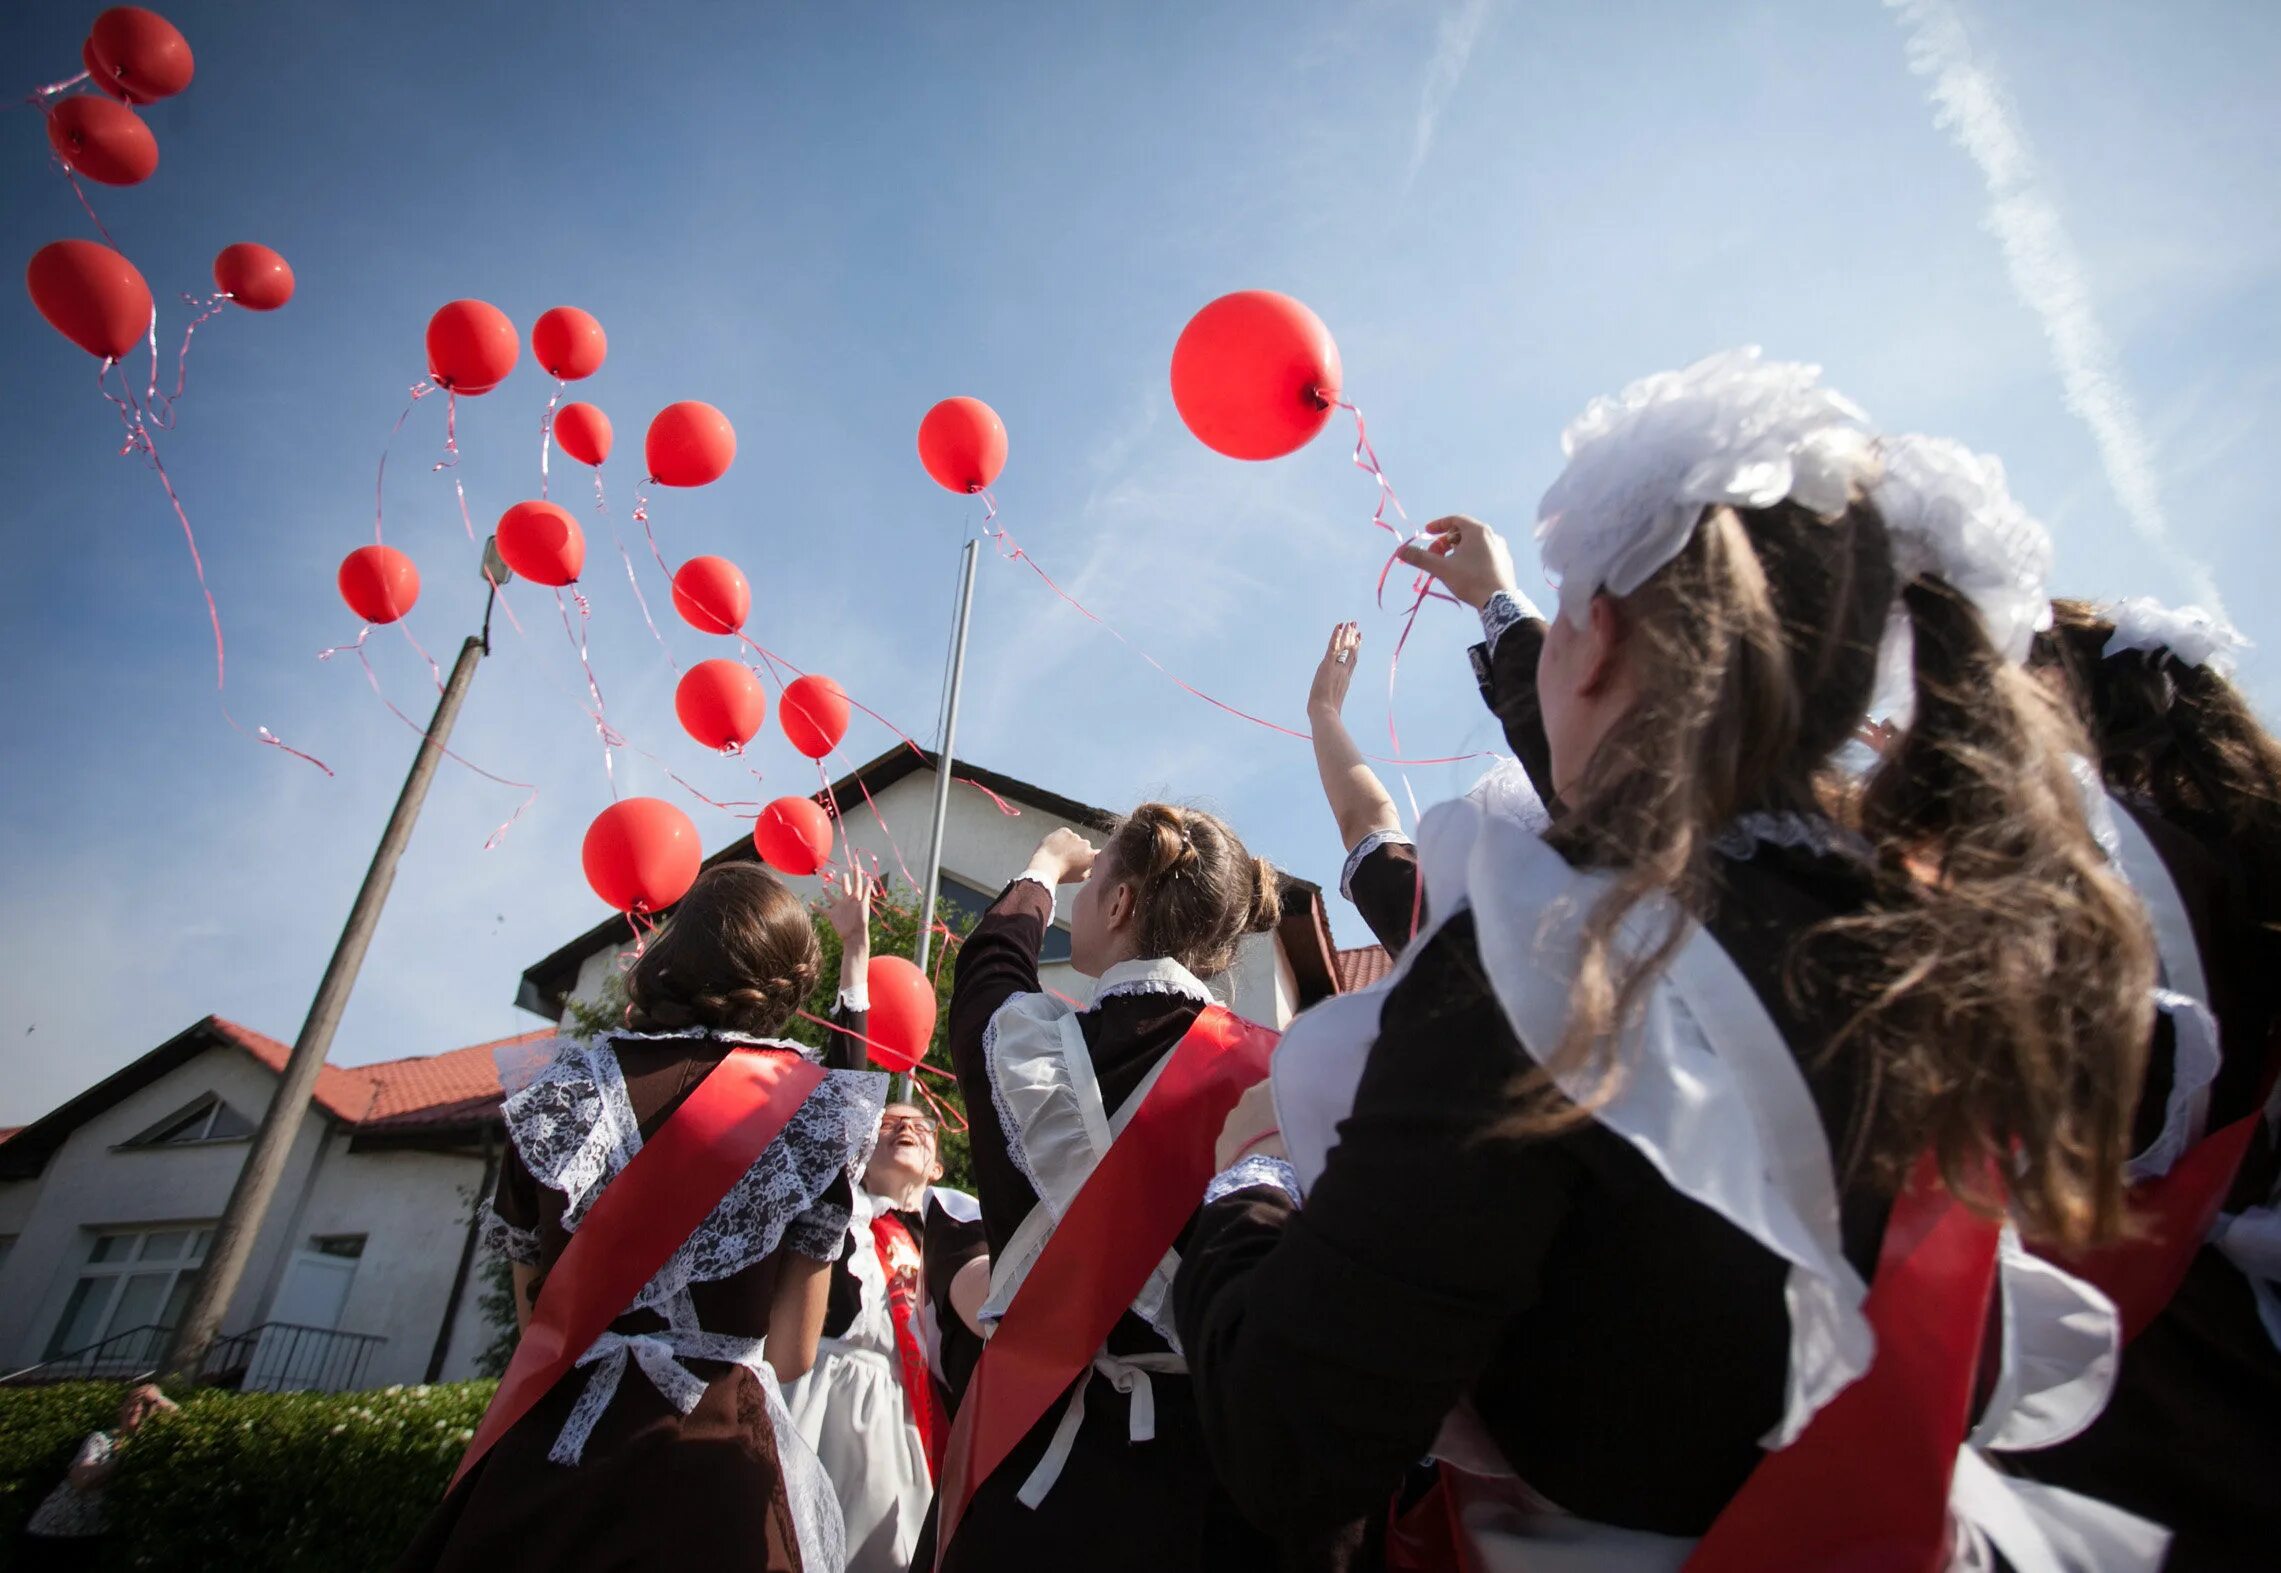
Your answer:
[43,1225,215,1359]
[938,872,1074,964]
[115,1093,256,1151]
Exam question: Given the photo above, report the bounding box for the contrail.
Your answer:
[1884,0,2226,620]
[1406,0,1495,191]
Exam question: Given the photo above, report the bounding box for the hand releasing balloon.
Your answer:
[27,239,152,360]
[779,675,850,760]
[582,798,702,914]
[863,956,938,1072]
[86,7,195,104]
[1170,290,1342,460]
[671,556,750,636]
[554,402,613,467]
[753,796,835,876]
[212,243,293,311]
[532,307,607,381]
[338,545,421,625]
[917,397,1008,494]
[45,96,157,187]
[675,659,767,752]
[494,500,585,585]
[426,299,519,395]
[645,401,736,487]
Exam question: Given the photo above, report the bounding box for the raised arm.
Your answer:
[822,870,873,1073]
[1308,622,1403,851]
[1399,515,1557,807]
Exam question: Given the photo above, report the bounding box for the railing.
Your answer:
[2,1322,387,1394]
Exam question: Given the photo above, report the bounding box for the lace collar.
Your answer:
[610,1026,824,1061]
[1091,956,1214,1007]
[1711,810,1871,864]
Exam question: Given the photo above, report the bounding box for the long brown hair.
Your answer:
[623,863,821,1039]
[1521,495,2154,1246]
[2032,598,2281,928]
[1101,803,1281,978]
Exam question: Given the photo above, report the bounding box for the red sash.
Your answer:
[451,1047,826,1489]
[873,1210,947,1479]
[1389,1157,1998,1573]
[931,1003,1279,1568]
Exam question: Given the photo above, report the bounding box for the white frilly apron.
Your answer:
[1272,763,2169,1571]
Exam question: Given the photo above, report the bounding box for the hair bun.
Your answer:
[1245,856,1283,933]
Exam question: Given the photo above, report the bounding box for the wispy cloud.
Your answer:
[1885,0,2227,620]
[1405,0,1495,191]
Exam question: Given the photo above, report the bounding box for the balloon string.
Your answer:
[557,587,616,796]
[374,381,436,545]
[482,565,526,637]
[99,357,331,774]
[633,479,672,579]
[26,69,92,100]
[596,469,681,675]
[317,627,537,848]
[399,620,445,694]
[432,390,476,542]
[539,380,564,500]
[789,1007,966,1128]
[817,758,853,879]
[149,291,231,420]
[52,158,120,249]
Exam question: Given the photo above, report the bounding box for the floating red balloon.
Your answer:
[337,545,421,625]
[44,96,157,187]
[425,299,519,395]
[863,956,937,1072]
[532,306,607,381]
[86,8,195,104]
[26,239,152,361]
[675,659,767,752]
[917,396,1008,495]
[1170,290,1342,461]
[779,674,850,760]
[554,402,613,467]
[213,243,293,311]
[671,556,749,636]
[582,797,702,914]
[645,401,736,487]
[494,500,585,586]
[752,796,835,877]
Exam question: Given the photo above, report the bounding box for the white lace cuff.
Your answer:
[835,984,868,1015]
[1205,1154,1302,1206]
[1339,829,1414,902]
[1006,871,1056,907]
[1479,589,1541,651]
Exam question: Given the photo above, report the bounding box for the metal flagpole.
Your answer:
[905,538,979,1102]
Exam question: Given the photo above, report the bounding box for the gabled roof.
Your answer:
[0,1018,553,1180]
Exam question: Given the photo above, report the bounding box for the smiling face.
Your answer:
[865,1104,943,1196]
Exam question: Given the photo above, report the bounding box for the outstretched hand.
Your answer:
[1028,827,1098,886]
[1307,622,1363,721]
[825,869,874,950]
[1394,515,1519,611]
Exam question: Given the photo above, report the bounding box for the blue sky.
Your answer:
[4,0,2277,1122]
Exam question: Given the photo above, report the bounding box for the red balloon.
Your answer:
[554,402,613,467]
[426,299,519,394]
[86,8,195,104]
[213,243,293,311]
[645,401,736,487]
[863,956,938,1072]
[675,659,768,752]
[494,500,585,586]
[671,556,749,636]
[1170,290,1342,461]
[337,545,421,625]
[44,96,157,187]
[83,39,124,100]
[752,795,834,877]
[26,239,151,361]
[779,675,850,760]
[532,306,607,381]
[582,798,702,914]
[917,396,1008,494]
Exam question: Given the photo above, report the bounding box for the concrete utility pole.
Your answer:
[905,539,979,1102]
[165,552,507,1383]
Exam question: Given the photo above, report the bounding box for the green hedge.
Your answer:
[1,1380,495,1572]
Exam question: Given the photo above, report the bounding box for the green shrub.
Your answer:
[0,1382,128,1551]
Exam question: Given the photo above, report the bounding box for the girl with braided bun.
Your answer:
[1177,351,2170,1571]
[926,808,1316,1571]
[405,862,885,1573]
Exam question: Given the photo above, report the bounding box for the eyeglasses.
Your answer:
[880,1115,937,1140]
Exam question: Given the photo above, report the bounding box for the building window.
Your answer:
[310,1235,365,1260]
[120,1094,255,1149]
[44,1226,214,1359]
[939,874,1073,964]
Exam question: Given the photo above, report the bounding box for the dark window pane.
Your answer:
[205,1102,255,1140]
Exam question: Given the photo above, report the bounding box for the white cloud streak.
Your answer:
[1885,0,2227,619]
[1406,0,1495,191]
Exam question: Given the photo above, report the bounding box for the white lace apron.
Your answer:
[1271,763,2169,1572]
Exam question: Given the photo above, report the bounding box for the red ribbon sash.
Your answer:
[873,1210,947,1479]
[451,1047,827,1490]
[931,1003,1279,1567]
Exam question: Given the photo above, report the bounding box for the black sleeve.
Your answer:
[1174,912,1588,1543]
[923,1193,991,1400]
[824,995,869,1074]
[948,878,1059,1256]
[1347,839,1423,955]
[1468,617,1556,808]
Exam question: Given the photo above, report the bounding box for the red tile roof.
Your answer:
[206,1018,553,1132]
[0,1126,20,1147]
[1333,944,1394,993]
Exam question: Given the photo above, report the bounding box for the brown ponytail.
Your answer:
[624,863,821,1039]
[1102,803,1280,978]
